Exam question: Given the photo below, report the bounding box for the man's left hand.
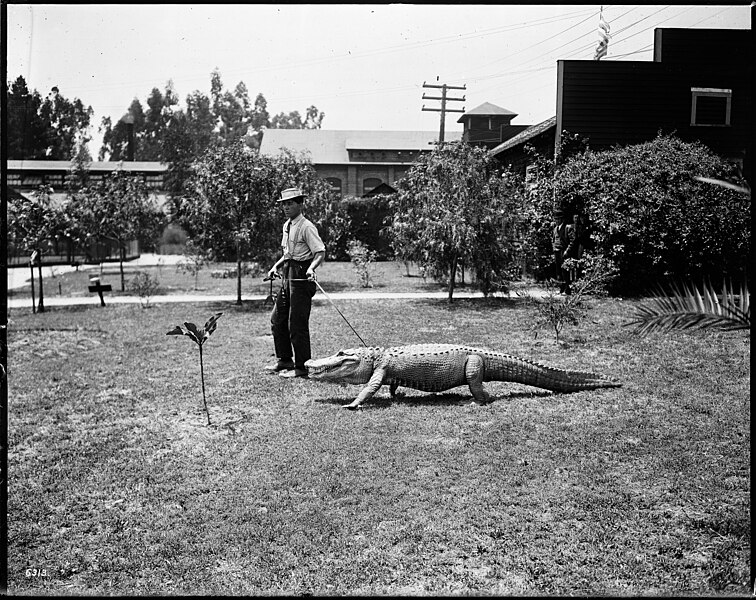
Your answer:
[306,269,317,281]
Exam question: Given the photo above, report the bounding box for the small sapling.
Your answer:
[167,312,223,425]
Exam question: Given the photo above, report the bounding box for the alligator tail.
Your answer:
[485,353,621,393]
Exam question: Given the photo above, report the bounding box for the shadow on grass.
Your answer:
[313,389,553,409]
[177,300,274,313]
[408,296,527,312]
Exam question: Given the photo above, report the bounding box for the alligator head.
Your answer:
[305,348,379,384]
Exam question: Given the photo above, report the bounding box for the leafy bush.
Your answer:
[531,134,750,295]
[176,239,209,290]
[160,223,189,254]
[526,253,618,343]
[324,195,393,261]
[346,239,378,288]
[129,272,160,308]
[322,204,353,261]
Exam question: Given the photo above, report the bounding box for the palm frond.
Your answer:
[626,278,750,335]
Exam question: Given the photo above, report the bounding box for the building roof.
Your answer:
[489,116,557,155]
[457,102,518,122]
[6,160,167,172]
[259,129,462,164]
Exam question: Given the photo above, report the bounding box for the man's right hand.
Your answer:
[266,267,280,280]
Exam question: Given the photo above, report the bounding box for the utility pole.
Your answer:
[422,80,466,145]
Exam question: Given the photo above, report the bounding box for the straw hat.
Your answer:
[278,187,305,203]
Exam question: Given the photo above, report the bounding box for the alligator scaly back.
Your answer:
[305,343,621,409]
[472,347,621,392]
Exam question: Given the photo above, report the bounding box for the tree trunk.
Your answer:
[29,262,36,314]
[119,245,126,291]
[447,253,457,303]
[37,258,45,313]
[236,243,242,305]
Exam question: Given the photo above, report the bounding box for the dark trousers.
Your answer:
[554,251,572,294]
[271,260,316,369]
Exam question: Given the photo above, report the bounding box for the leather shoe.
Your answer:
[264,360,295,373]
[279,368,308,379]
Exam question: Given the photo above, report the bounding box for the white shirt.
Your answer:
[281,213,325,261]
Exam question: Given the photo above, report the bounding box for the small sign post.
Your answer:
[88,276,112,307]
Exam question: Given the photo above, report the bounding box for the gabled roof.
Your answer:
[457,102,518,122]
[6,160,167,172]
[490,116,557,155]
[362,182,397,197]
[259,129,462,164]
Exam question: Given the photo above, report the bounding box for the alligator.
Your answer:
[305,344,621,409]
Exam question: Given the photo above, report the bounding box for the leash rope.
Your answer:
[264,275,368,347]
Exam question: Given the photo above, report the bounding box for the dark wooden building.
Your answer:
[457,102,529,149]
[492,28,753,185]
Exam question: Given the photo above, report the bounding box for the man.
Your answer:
[554,211,581,295]
[265,187,326,378]
[552,209,568,292]
[563,213,584,291]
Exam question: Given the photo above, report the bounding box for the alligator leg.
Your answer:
[345,367,386,410]
[465,354,491,404]
[389,382,402,399]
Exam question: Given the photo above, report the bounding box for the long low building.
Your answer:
[258,128,463,198]
[5,160,166,265]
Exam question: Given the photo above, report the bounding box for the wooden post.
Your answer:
[29,261,36,314]
[36,259,45,313]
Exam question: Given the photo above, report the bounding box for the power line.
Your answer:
[40,8,598,100]
[470,5,745,118]
[456,7,606,79]
[457,5,642,88]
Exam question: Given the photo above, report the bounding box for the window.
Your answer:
[363,178,382,195]
[691,87,731,127]
[325,177,342,199]
[144,175,163,189]
[45,174,63,187]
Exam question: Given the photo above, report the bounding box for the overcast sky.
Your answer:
[6,4,751,157]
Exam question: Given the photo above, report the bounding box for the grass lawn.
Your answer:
[7,259,450,300]
[6,292,750,595]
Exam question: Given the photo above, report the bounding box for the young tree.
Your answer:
[176,239,209,290]
[182,142,332,305]
[391,141,525,302]
[67,169,165,291]
[7,186,65,312]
